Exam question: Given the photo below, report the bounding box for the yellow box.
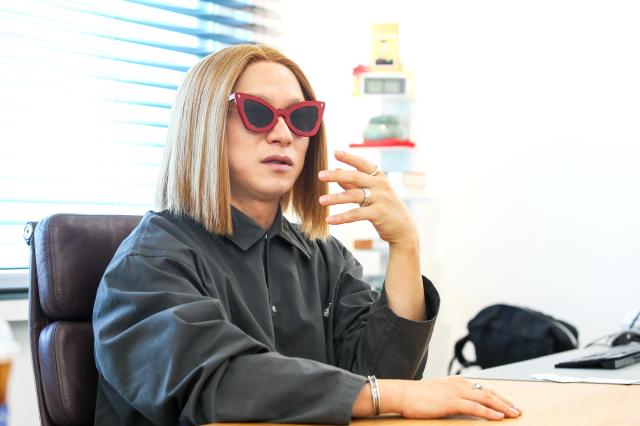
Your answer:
[371,23,401,71]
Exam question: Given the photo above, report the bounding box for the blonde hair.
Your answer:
[156,44,329,239]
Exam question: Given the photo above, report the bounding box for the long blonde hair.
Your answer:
[156,44,329,239]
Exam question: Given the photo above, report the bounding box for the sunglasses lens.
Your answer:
[244,98,274,129]
[290,105,319,133]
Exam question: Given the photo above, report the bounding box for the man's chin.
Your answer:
[262,179,294,193]
[257,187,291,202]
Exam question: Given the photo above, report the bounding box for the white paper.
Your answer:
[531,373,640,385]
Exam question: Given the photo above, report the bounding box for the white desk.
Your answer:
[463,345,640,382]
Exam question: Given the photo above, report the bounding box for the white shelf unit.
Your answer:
[349,75,429,292]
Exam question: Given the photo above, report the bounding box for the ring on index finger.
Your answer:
[473,383,484,391]
[368,164,380,176]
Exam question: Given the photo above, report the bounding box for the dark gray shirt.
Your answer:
[93,207,440,425]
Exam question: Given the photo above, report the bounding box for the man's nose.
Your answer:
[267,116,293,145]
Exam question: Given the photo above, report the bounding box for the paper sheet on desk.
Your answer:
[531,373,640,385]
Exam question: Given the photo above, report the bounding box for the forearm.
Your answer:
[352,379,406,417]
[384,235,426,321]
[201,352,364,423]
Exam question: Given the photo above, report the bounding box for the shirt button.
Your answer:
[271,305,278,314]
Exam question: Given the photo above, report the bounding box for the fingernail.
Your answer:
[318,171,329,178]
[510,407,520,416]
[319,195,328,203]
[326,215,337,223]
[493,411,505,419]
[334,150,344,156]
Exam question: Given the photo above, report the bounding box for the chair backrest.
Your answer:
[25,214,141,426]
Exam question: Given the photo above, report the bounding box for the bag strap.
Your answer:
[447,335,478,375]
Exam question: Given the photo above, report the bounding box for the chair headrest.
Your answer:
[34,214,141,320]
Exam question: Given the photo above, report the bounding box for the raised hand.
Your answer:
[318,150,417,248]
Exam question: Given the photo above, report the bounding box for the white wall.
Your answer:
[276,0,640,377]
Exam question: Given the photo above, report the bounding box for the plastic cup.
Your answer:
[0,318,18,426]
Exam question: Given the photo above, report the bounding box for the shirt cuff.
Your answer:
[377,275,440,335]
[330,372,368,424]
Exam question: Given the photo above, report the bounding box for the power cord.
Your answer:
[629,309,640,330]
[584,332,619,348]
[584,309,640,348]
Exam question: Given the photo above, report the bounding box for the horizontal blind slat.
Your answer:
[0,0,266,272]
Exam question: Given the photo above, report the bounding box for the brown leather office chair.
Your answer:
[24,214,141,426]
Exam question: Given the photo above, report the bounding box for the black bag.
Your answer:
[448,304,579,374]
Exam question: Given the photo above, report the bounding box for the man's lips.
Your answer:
[261,155,293,166]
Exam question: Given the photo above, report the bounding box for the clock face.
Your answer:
[364,77,406,94]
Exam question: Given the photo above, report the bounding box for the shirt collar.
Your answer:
[226,206,311,259]
[279,216,312,260]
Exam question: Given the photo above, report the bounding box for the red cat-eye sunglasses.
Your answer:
[228,92,325,137]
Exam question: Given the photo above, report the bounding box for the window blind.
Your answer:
[0,0,273,274]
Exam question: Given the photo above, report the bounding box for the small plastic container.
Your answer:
[379,147,413,172]
[0,318,19,426]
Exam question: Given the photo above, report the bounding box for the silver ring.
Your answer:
[473,383,483,391]
[368,164,380,176]
[360,187,372,207]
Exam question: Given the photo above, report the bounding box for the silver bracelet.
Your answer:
[367,375,381,416]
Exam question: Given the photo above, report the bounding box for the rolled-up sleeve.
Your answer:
[331,243,440,380]
[94,253,367,425]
